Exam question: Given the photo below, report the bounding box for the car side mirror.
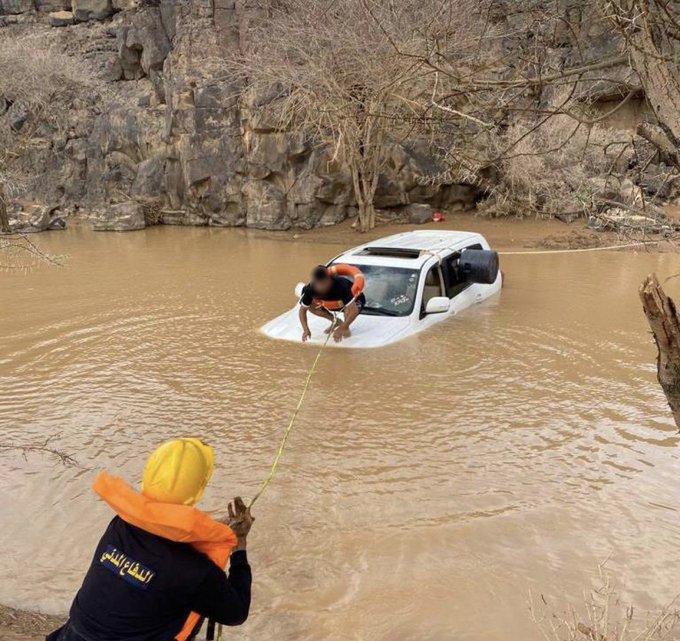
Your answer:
[425,296,450,314]
[294,282,306,298]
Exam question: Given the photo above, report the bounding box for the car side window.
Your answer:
[421,265,444,316]
[443,244,483,298]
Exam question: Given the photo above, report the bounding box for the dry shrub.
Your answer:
[0,32,97,112]
[485,114,633,218]
[0,31,101,199]
[531,566,680,641]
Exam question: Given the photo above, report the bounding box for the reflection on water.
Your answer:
[1,226,680,641]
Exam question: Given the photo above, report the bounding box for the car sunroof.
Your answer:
[355,247,422,258]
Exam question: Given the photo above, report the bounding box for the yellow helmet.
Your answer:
[142,438,215,506]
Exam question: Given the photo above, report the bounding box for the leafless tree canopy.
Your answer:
[237,0,680,228]
[240,0,447,230]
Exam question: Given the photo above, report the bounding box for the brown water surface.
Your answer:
[1,225,680,641]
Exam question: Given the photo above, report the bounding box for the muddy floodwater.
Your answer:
[2,223,680,641]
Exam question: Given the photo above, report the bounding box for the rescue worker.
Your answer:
[299,265,366,343]
[47,438,254,641]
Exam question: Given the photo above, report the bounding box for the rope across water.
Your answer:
[214,314,340,641]
[498,240,658,255]
[248,313,340,508]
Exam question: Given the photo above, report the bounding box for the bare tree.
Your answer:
[602,0,680,169]
[239,0,439,231]
[0,31,99,233]
[405,0,648,217]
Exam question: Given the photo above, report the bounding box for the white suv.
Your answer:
[261,230,502,349]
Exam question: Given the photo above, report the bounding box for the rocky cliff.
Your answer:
[0,0,477,231]
[2,0,676,233]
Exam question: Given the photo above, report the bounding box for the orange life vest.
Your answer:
[93,472,237,641]
[319,264,365,311]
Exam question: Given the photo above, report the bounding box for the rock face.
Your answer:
[0,0,33,15]
[0,0,653,230]
[0,0,483,230]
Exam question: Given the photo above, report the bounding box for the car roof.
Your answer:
[333,230,484,268]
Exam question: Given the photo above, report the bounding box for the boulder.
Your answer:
[48,10,75,26]
[9,105,27,132]
[641,164,677,200]
[112,0,138,9]
[0,0,33,14]
[10,204,66,232]
[93,202,145,231]
[71,0,112,21]
[405,203,434,224]
[38,0,71,11]
[588,177,624,203]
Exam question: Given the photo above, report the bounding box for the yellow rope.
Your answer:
[248,314,339,508]
[216,316,339,641]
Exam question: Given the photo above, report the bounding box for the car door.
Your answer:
[419,262,445,320]
[442,244,484,314]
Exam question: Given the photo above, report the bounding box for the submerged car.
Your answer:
[261,230,502,349]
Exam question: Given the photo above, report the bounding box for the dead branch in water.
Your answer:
[530,562,680,641]
[640,273,680,430]
[0,233,64,271]
[0,435,79,467]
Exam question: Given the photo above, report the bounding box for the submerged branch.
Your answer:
[0,436,79,467]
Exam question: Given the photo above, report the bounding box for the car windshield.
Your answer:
[336,264,420,317]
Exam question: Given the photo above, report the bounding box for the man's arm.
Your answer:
[191,552,252,626]
[299,305,312,341]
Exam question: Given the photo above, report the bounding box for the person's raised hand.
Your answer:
[227,497,254,549]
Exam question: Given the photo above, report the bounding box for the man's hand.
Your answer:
[333,323,350,343]
[227,497,254,550]
[302,327,312,342]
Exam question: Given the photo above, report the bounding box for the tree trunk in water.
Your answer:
[358,202,370,232]
[0,183,10,233]
[639,273,680,429]
[351,163,376,232]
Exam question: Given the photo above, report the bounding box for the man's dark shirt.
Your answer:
[300,277,365,309]
[63,516,251,641]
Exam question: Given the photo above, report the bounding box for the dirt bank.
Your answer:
[0,604,62,641]
[250,210,676,253]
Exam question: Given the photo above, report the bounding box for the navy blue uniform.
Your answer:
[48,516,251,641]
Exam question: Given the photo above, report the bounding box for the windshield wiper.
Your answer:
[362,305,402,317]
